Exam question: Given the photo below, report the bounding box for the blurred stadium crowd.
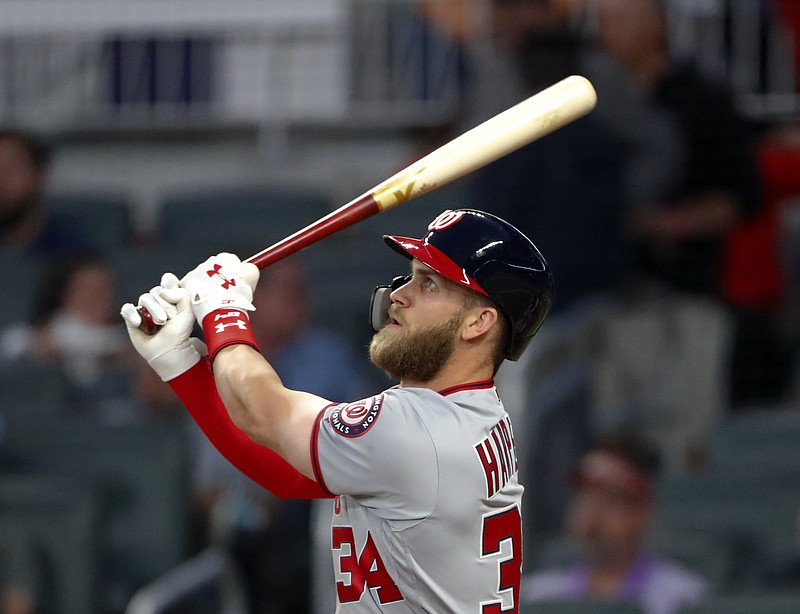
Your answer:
[1,0,800,613]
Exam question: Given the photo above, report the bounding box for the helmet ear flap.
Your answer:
[369,275,410,332]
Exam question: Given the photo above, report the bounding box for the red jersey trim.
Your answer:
[438,379,495,396]
[311,406,335,496]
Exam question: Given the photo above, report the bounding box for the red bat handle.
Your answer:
[135,194,380,335]
[246,193,379,267]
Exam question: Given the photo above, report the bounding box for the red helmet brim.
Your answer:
[383,235,488,295]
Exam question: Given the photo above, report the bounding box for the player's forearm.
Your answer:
[212,344,286,446]
[211,344,323,477]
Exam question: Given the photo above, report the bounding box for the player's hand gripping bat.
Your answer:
[137,75,597,333]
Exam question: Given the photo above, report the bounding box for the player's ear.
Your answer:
[461,306,499,343]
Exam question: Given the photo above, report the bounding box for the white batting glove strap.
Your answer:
[121,272,202,381]
[147,335,202,382]
[181,253,259,325]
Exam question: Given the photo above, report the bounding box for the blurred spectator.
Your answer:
[1,585,36,614]
[0,536,40,614]
[578,0,790,478]
[471,0,630,313]
[521,432,710,614]
[723,130,800,406]
[0,255,132,404]
[1,444,41,614]
[0,129,92,257]
[773,0,800,83]
[586,0,759,294]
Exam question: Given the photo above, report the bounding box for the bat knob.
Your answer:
[137,306,159,335]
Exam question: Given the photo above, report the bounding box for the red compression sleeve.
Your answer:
[169,359,332,500]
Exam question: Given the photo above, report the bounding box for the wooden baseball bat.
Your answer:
[138,75,597,333]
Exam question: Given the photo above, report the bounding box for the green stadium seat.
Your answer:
[655,470,800,586]
[706,406,800,471]
[0,251,45,324]
[520,600,642,614]
[645,527,739,591]
[1,416,191,601]
[681,591,800,614]
[0,474,100,614]
[157,186,332,261]
[110,246,204,304]
[0,362,69,417]
[47,192,135,252]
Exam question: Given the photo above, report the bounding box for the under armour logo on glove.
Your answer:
[182,253,257,333]
[207,263,237,289]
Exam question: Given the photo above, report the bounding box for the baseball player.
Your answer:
[121,208,553,612]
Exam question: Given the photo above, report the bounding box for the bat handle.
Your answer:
[137,306,159,335]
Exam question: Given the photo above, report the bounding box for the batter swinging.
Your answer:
[121,208,553,612]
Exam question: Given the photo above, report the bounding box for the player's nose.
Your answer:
[389,279,411,306]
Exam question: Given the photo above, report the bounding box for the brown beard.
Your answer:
[369,309,465,382]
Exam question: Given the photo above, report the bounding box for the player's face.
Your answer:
[368,261,471,382]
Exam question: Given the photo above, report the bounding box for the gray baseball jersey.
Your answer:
[311,379,524,613]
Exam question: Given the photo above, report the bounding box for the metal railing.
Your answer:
[0,0,796,132]
[666,0,798,120]
[0,0,467,130]
[125,548,248,614]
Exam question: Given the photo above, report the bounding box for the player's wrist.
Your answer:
[201,308,260,363]
[191,294,255,326]
[147,338,202,382]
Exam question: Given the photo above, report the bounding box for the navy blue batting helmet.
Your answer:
[383,208,554,361]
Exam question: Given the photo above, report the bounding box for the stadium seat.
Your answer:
[1,416,191,602]
[645,527,739,591]
[0,251,45,325]
[705,406,800,471]
[0,362,69,417]
[0,362,69,416]
[157,185,332,261]
[47,192,135,252]
[110,246,205,303]
[681,591,800,614]
[654,470,800,586]
[520,600,642,614]
[0,473,100,614]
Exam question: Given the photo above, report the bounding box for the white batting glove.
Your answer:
[120,272,205,381]
[181,253,260,325]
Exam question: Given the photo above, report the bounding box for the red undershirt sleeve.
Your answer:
[168,359,332,500]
